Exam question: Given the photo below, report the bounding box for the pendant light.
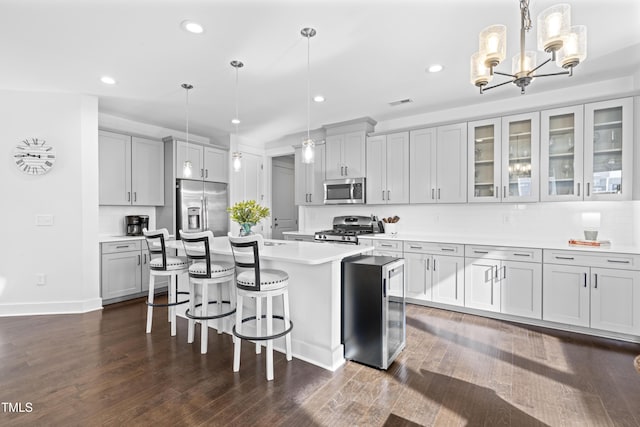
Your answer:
[181,83,193,177]
[301,27,316,164]
[230,60,244,172]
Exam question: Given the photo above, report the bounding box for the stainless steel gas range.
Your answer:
[314,215,382,244]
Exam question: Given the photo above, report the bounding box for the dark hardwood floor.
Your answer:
[1,297,639,426]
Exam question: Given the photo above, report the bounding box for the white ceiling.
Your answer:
[2,0,639,145]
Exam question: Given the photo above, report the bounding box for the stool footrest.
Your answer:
[232,315,293,341]
[146,291,190,308]
[185,300,236,320]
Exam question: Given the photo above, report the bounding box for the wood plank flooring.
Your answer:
[1,297,639,426]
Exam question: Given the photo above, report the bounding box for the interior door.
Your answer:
[272,155,297,239]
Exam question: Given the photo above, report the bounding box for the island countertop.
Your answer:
[169,236,373,265]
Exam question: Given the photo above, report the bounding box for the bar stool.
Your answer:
[142,228,190,336]
[180,230,236,354]
[229,234,293,381]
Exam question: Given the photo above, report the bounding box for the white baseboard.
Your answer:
[0,298,103,317]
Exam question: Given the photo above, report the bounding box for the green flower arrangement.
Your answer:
[227,200,270,235]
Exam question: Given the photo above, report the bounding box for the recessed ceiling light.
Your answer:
[231,118,240,125]
[427,64,444,73]
[313,95,325,103]
[100,76,116,85]
[181,20,204,34]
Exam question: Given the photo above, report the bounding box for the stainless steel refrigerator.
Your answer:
[341,254,406,369]
[176,179,229,238]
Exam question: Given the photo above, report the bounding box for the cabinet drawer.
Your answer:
[373,239,402,252]
[543,249,640,270]
[102,240,142,254]
[404,241,464,255]
[466,245,542,262]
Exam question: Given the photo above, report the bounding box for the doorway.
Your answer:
[271,155,297,239]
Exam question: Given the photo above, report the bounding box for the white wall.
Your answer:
[0,90,101,315]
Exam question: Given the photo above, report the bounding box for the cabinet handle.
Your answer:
[116,245,129,249]
[474,250,489,254]
[577,183,580,197]
[431,188,435,200]
[341,166,344,176]
[134,192,137,202]
[586,182,590,197]
[441,248,455,252]
[503,186,507,199]
[308,194,312,203]
[138,254,141,265]
[200,169,204,178]
[426,257,430,271]
[294,238,303,241]
[594,273,598,289]
[437,188,441,200]
[380,244,394,248]
[387,190,390,201]
[345,166,348,175]
[409,245,422,249]
[607,259,630,264]
[433,259,437,271]
[382,190,385,201]
[127,192,131,202]
[513,253,531,257]
[494,265,499,280]
[495,186,499,198]
[555,256,574,260]
[503,265,507,279]
[144,253,147,264]
[205,169,209,178]
[583,273,587,287]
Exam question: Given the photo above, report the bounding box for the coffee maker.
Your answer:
[125,215,149,236]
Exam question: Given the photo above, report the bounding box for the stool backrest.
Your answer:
[143,228,170,271]
[228,234,264,291]
[180,230,215,279]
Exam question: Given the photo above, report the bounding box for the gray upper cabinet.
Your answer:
[99,130,164,206]
[325,131,366,179]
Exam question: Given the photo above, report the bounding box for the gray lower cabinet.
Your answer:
[283,234,315,242]
[101,240,166,304]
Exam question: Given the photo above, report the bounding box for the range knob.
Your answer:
[341,236,346,241]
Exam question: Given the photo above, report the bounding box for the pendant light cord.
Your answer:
[235,66,240,134]
[185,87,190,145]
[306,33,311,141]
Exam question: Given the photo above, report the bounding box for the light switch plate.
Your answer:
[35,214,54,226]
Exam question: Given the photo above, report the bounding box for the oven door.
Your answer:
[324,178,365,204]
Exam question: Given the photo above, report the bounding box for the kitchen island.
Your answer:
[171,237,373,371]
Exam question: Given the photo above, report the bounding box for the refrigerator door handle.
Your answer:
[383,278,387,298]
[203,196,209,230]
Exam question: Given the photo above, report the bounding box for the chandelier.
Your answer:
[470,0,586,94]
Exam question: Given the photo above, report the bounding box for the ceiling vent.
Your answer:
[389,98,413,106]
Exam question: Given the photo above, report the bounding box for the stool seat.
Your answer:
[150,256,188,270]
[143,228,190,337]
[237,269,288,290]
[189,261,235,277]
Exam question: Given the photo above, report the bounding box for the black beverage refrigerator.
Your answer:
[341,254,405,369]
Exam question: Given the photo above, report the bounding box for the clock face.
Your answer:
[13,138,56,175]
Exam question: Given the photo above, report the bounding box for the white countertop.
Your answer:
[167,236,373,265]
[281,230,316,236]
[358,232,640,254]
[99,234,146,243]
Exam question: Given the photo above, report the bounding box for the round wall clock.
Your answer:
[13,138,56,175]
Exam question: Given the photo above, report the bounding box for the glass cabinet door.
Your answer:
[501,112,539,202]
[468,118,501,203]
[583,98,633,201]
[540,105,584,201]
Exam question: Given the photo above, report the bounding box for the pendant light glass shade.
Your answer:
[512,51,537,76]
[537,3,571,53]
[181,83,193,178]
[232,152,242,172]
[479,24,506,67]
[301,27,316,164]
[470,51,493,87]
[556,25,587,69]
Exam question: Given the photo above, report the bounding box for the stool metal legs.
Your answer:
[233,294,244,373]
[146,275,155,334]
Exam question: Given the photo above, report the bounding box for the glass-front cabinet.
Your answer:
[540,105,584,201]
[501,112,540,202]
[468,118,501,203]
[583,97,633,201]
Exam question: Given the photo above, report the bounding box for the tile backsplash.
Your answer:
[299,201,638,246]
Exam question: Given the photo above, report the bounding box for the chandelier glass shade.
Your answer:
[470,1,586,94]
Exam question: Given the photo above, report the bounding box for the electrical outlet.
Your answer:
[36,274,46,286]
[35,215,54,226]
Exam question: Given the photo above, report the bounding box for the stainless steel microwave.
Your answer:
[324,178,365,204]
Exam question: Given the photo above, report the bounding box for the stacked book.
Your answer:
[568,239,611,247]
